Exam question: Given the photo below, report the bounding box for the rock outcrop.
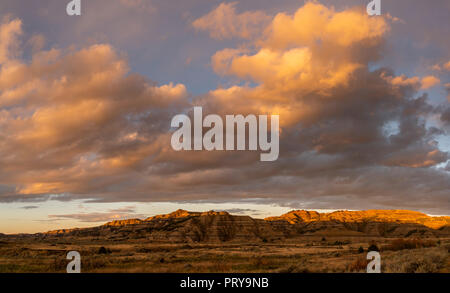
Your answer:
[265,210,450,229]
[23,209,450,242]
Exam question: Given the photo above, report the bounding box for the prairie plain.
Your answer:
[0,209,449,273]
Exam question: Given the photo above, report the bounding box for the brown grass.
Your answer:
[383,238,436,251]
[0,237,447,273]
[346,257,369,272]
[382,247,448,273]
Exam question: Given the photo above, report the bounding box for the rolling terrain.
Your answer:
[30,209,450,241]
[0,209,449,273]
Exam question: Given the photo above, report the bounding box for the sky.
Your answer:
[0,0,449,233]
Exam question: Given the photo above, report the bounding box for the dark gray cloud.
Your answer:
[218,208,263,215]
[442,107,450,124]
[0,1,449,216]
[48,206,145,222]
[21,205,39,210]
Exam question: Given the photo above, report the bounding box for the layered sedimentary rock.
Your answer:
[265,210,450,229]
[13,209,450,242]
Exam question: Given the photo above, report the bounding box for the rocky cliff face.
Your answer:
[27,209,450,242]
[105,219,144,227]
[265,210,450,229]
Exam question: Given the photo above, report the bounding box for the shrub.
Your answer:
[368,244,379,252]
[98,247,111,254]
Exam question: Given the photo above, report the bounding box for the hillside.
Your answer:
[11,209,446,243]
[265,210,450,229]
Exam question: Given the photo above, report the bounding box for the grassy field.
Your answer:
[0,236,448,273]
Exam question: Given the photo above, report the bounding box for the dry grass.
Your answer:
[382,247,448,273]
[383,238,436,251]
[0,237,447,273]
[346,257,370,272]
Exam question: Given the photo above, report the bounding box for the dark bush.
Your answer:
[98,246,111,254]
[368,244,379,252]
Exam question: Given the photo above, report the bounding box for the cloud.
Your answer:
[190,2,449,212]
[109,206,137,213]
[48,206,145,222]
[218,208,262,215]
[192,2,270,40]
[442,107,450,124]
[48,212,145,223]
[0,17,21,64]
[27,34,45,53]
[119,0,155,13]
[431,61,450,71]
[21,205,39,210]
[0,2,449,215]
[433,60,450,71]
[446,83,450,101]
[385,13,405,24]
[420,75,440,89]
[0,17,188,198]
[264,2,388,49]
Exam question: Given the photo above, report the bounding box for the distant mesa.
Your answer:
[2,209,449,242]
[265,209,450,229]
[104,209,231,227]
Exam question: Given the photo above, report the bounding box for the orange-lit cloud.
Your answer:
[0,1,449,215]
[0,18,187,197]
[420,75,440,89]
[192,2,270,40]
